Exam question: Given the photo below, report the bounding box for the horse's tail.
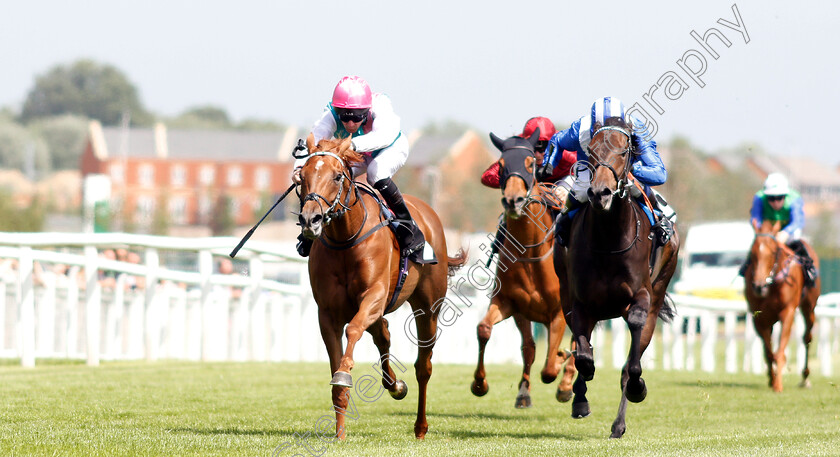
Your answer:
[446,248,468,277]
[658,293,677,323]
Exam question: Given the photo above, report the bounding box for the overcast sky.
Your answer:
[2,0,838,164]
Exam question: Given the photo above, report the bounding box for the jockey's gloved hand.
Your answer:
[292,167,302,185]
[536,163,553,181]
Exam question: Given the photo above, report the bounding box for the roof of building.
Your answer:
[93,122,300,163]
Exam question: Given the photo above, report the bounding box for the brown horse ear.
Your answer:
[489,132,505,151]
[306,133,317,152]
[338,136,353,154]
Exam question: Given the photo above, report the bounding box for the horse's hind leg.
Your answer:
[799,294,817,388]
[557,335,577,403]
[409,298,439,439]
[512,313,536,408]
[471,299,513,398]
[367,317,408,400]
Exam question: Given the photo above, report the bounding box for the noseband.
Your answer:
[299,151,356,226]
[584,125,635,199]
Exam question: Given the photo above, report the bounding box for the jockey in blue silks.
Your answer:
[738,172,818,287]
[537,96,676,247]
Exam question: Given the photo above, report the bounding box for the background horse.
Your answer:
[297,134,467,439]
[471,130,576,408]
[553,121,679,438]
[744,220,819,392]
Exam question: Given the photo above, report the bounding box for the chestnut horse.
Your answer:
[553,121,679,438]
[471,130,576,408]
[297,134,467,439]
[744,220,819,392]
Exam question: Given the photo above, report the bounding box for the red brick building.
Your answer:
[80,121,298,230]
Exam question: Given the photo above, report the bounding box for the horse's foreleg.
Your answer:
[570,305,596,381]
[570,369,590,419]
[774,307,796,393]
[333,287,388,387]
[540,311,565,385]
[318,310,348,439]
[367,318,408,400]
[624,289,651,403]
[512,313,535,409]
[471,300,511,397]
[755,321,776,389]
[610,391,629,439]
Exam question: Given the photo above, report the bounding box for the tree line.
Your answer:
[0,59,284,178]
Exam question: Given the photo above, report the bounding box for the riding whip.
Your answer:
[229,139,308,258]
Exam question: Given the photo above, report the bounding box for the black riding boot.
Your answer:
[374,178,436,264]
[296,233,313,257]
[789,240,818,287]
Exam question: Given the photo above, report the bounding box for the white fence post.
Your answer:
[84,245,101,367]
[144,248,160,362]
[19,247,35,367]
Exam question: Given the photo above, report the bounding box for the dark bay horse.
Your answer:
[297,134,467,439]
[553,121,679,438]
[471,130,576,408]
[744,220,819,392]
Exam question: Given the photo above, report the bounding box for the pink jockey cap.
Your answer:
[520,116,556,142]
[331,76,373,109]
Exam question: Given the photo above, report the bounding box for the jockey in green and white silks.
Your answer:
[293,76,432,264]
[741,173,817,287]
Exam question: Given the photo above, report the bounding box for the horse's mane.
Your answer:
[308,135,365,167]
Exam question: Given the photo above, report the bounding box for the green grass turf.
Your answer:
[1,359,838,457]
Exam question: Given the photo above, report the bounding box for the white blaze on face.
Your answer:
[314,159,324,172]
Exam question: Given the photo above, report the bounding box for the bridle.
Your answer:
[753,233,797,286]
[500,145,538,202]
[581,125,635,200]
[583,125,642,255]
[298,151,358,226]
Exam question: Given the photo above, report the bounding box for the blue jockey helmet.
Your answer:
[591,96,626,126]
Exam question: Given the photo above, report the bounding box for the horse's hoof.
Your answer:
[515,394,532,409]
[330,371,352,387]
[414,423,428,440]
[541,371,558,384]
[571,401,590,419]
[470,379,489,397]
[556,389,573,403]
[626,378,647,403]
[610,422,626,439]
[389,380,408,400]
[800,379,812,389]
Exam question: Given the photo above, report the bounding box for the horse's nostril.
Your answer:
[311,214,322,225]
[515,197,525,206]
[298,214,306,225]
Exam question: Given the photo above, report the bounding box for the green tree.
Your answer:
[0,118,50,176]
[21,59,152,126]
[168,105,232,129]
[0,190,46,232]
[209,194,235,236]
[151,194,171,235]
[28,114,89,170]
